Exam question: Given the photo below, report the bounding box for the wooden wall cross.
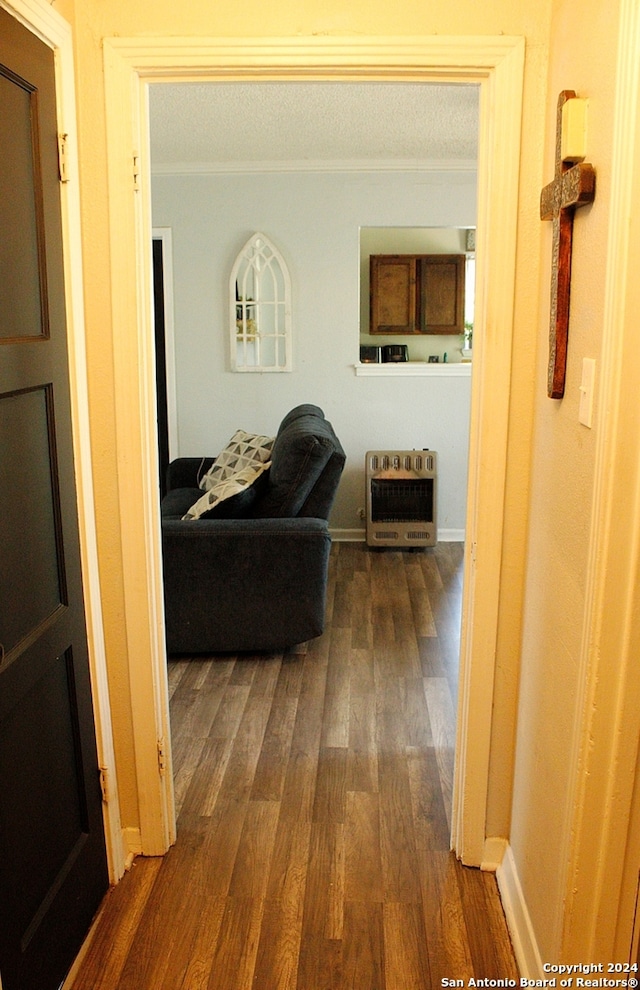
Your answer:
[540,90,596,398]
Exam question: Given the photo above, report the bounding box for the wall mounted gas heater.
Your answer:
[365,450,437,548]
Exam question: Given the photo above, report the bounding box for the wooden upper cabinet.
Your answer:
[418,255,466,334]
[369,256,416,334]
[370,253,465,335]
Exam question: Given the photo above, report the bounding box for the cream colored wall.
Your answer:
[69,0,549,850]
[52,0,74,23]
[509,0,622,963]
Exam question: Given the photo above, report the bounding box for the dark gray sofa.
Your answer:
[161,404,346,654]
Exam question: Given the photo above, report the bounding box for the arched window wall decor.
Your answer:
[230,232,292,372]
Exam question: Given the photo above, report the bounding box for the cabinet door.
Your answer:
[370,256,417,334]
[418,255,465,334]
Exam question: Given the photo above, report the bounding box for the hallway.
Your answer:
[70,543,518,989]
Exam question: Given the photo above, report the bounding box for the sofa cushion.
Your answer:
[182,462,270,520]
[161,487,204,520]
[199,429,274,491]
[251,406,338,518]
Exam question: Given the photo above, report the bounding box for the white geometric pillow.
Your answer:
[183,461,271,520]
[198,429,274,492]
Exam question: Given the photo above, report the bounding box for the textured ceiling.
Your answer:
[148,82,479,168]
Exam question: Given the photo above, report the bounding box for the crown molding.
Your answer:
[150,157,478,176]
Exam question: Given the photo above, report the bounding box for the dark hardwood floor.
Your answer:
[70,542,518,989]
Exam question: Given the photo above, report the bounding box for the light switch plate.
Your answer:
[579,358,596,428]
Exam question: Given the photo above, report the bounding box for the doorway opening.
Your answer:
[148,81,477,842]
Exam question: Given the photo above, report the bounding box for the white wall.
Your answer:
[151,168,476,537]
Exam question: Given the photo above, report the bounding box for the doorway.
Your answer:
[102,35,525,866]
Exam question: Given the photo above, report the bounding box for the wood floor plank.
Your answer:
[252,905,305,990]
[383,901,432,990]
[418,851,476,986]
[251,658,303,802]
[301,822,345,940]
[69,542,519,990]
[206,682,252,744]
[405,744,450,853]
[277,650,328,824]
[173,733,210,816]
[375,673,409,754]
[179,735,235,821]
[456,863,520,979]
[350,569,373,650]
[346,687,378,793]
[253,819,311,990]
[344,790,383,903]
[169,659,233,757]
[69,857,163,990]
[402,675,434,750]
[321,625,352,748]
[340,900,385,990]
[206,895,264,990]
[313,746,347,823]
[167,657,190,699]
[114,830,209,989]
[176,894,227,990]
[423,676,457,830]
[349,644,376,695]
[227,799,281,899]
[378,750,424,904]
[296,935,342,990]
[418,633,446,678]
[331,567,356,629]
[405,556,437,637]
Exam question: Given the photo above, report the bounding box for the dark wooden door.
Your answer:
[0,10,109,990]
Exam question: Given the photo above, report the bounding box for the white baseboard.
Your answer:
[330,527,465,543]
[331,527,365,541]
[496,842,544,979]
[438,528,466,542]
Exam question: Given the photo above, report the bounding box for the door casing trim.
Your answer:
[102,33,525,863]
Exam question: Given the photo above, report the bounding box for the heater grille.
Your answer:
[366,450,437,548]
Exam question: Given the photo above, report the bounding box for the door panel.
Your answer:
[0,9,108,990]
[0,63,48,341]
[0,387,63,652]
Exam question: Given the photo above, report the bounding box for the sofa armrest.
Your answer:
[166,457,215,492]
[161,517,332,653]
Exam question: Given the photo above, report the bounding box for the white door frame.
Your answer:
[0,0,126,881]
[102,34,525,864]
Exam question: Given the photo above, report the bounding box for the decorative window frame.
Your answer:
[230,232,292,372]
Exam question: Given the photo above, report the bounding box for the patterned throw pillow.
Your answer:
[198,429,274,492]
[183,461,271,520]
